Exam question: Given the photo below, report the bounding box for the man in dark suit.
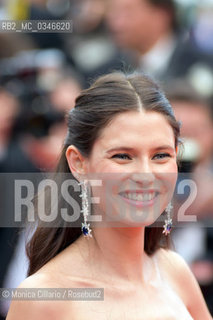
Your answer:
[104,0,213,83]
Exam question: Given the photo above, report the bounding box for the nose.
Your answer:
[130,159,155,186]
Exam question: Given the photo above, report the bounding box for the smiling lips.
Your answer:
[118,190,159,208]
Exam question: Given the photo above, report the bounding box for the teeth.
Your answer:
[122,192,156,201]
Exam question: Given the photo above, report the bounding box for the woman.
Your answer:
[7,72,212,319]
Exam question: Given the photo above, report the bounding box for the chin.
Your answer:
[104,205,162,228]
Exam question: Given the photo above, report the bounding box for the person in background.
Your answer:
[0,70,82,318]
[22,71,82,172]
[0,88,39,320]
[166,82,213,314]
[166,82,213,216]
[105,0,213,83]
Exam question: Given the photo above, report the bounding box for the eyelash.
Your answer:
[152,153,171,160]
[111,153,131,160]
[111,153,171,160]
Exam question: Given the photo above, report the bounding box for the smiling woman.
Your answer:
[70,110,178,229]
[7,72,212,320]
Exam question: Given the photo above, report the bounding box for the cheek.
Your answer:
[168,161,178,175]
[156,158,178,173]
[156,161,178,192]
[88,159,126,174]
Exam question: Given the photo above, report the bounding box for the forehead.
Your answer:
[96,110,175,148]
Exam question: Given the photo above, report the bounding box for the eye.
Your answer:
[153,153,171,160]
[111,153,132,160]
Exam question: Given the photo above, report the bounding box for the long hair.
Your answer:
[26,72,180,275]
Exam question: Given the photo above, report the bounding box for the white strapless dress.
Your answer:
[149,255,194,320]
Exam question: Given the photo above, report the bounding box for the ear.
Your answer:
[66,145,87,179]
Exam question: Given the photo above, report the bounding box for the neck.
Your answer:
[138,30,174,55]
[88,226,149,284]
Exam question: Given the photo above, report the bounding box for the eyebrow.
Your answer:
[152,145,176,152]
[106,145,175,154]
[106,147,135,154]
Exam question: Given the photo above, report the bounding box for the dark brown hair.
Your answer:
[27,72,180,275]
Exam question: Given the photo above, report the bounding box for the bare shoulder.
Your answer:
[156,248,192,273]
[6,273,71,320]
[155,249,212,320]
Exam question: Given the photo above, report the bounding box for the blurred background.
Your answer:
[0,0,212,317]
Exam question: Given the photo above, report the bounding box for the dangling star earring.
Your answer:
[79,180,92,237]
[163,202,173,236]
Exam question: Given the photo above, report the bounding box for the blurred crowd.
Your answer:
[0,0,213,318]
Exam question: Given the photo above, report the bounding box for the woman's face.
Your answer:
[84,110,178,227]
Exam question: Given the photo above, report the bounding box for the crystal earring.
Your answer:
[163,202,173,236]
[79,180,92,237]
